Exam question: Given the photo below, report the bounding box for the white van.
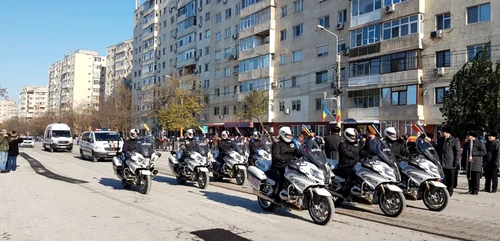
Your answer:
[43,123,73,152]
[79,130,123,162]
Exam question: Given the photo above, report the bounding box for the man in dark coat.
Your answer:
[324,126,342,160]
[462,132,486,195]
[6,131,23,172]
[483,132,499,193]
[436,126,461,196]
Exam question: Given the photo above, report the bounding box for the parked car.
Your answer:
[20,136,35,148]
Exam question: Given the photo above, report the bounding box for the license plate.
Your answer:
[108,152,116,156]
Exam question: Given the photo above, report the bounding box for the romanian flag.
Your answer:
[322,106,332,122]
[198,126,205,133]
[302,124,312,137]
[143,123,150,131]
[412,124,424,134]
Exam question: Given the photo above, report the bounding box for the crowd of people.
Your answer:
[0,129,24,173]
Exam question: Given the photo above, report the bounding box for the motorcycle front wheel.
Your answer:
[197,171,209,189]
[139,175,152,195]
[309,195,334,225]
[379,191,406,217]
[235,169,246,185]
[423,186,449,211]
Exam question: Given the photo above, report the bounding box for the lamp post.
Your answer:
[317,25,342,127]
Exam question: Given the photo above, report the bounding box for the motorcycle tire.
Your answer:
[197,171,209,189]
[139,175,152,195]
[176,176,187,185]
[308,195,334,225]
[333,196,344,207]
[121,179,132,189]
[235,169,246,185]
[423,186,449,212]
[379,191,406,217]
[258,197,277,212]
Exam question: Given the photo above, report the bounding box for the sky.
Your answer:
[0,0,136,103]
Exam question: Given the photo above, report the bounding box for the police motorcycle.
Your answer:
[328,137,406,217]
[247,139,334,225]
[168,140,211,189]
[249,136,273,167]
[397,128,449,211]
[212,137,249,185]
[112,136,160,195]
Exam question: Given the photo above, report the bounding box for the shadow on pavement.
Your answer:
[336,202,385,217]
[191,228,251,241]
[200,191,312,223]
[99,178,125,190]
[19,152,89,184]
[153,174,196,187]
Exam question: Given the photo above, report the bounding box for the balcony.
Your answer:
[239,44,270,60]
[380,33,423,53]
[177,41,197,53]
[350,9,382,28]
[379,104,421,121]
[381,0,425,22]
[177,57,196,68]
[239,22,271,39]
[347,107,379,120]
[379,69,422,87]
[348,75,380,89]
[240,0,275,18]
[238,67,270,82]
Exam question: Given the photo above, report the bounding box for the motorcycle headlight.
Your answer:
[310,168,324,181]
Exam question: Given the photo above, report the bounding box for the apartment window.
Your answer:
[316,71,328,84]
[383,15,420,40]
[279,77,286,89]
[225,8,232,19]
[291,76,298,87]
[293,24,303,37]
[279,101,285,111]
[222,106,229,115]
[380,50,418,74]
[352,0,382,16]
[205,29,211,38]
[382,85,417,106]
[384,0,407,6]
[203,80,210,88]
[467,3,490,24]
[205,12,211,21]
[350,24,381,48]
[216,13,222,23]
[224,48,232,58]
[341,67,346,81]
[292,100,301,111]
[225,67,231,77]
[215,88,221,97]
[236,4,241,14]
[281,5,287,17]
[318,15,330,28]
[292,50,302,62]
[467,43,491,61]
[239,78,269,93]
[206,0,211,4]
[315,98,325,110]
[280,29,287,41]
[215,69,221,79]
[239,8,271,31]
[349,89,380,108]
[350,58,380,77]
[225,28,231,38]
[279,54,286,65]
[436,12,451,30]
[205,63,209,71]
[239,54,271,72]
[338,10,347,23]
[436,50,451,67]
[294,0,303,12]
[317,44,328,57]
[338,40,346,53]
[205,46,210,55]
[215,32,222,41]
[214,107,220,115]
[435,87,449,104]
[224,87,230,96]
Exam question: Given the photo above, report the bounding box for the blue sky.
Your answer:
[0,0,135,102]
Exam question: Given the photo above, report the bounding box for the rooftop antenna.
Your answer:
[65,46,71,57]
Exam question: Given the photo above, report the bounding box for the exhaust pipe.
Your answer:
[152,169,159,177]
[252,189,277,204]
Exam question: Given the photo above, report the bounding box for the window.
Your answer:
[380,50,418,74]
[467,3,490,24]
[291,76,298,87]
[279,77,286,89]
[241,0,263,9]
[214,107,220,115]
[224,48,232,58]
[293,24,303,37]
[215,51,222,60]
[383,15,420,40]
[338,40,346,53]
[348,89,380,108]
[215,69,221,79]
[467,43,491,61]
[436,50,451,67]
[205,46,210,55]
[205,63,209,71]
[216,13,222,23]
[240,8,271,31]
[341,67,346,81]
[281,5,287,17]
[384,0,407,6]
[315,98,325,110]
[224,87,230,96]
[292,50,302,62]
[280,29,287,41]
[239,54,271,72]
[236,4,241,14]
[435,87,449,104]
[239,78,269,93]
[436,12,451,30]
[215,32,222,41]
[317,44,328,57]
[382,85,417,106]
[316,71,328,84]
[338,10,347,23]
[203,80,210,88]
[279,101,285,111]
[279,54,286,65]
[352,0,382,17]
[225,8,232,19]
[222,106,229,115]
[318,15,330,28]
[215,88,220,97]
[225,67,231,77]
[294,0,303,12]
[350,24,381,48]
[350,58,380,77]
[292,100,301,111]
[225,28,231,38]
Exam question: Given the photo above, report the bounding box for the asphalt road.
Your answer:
[0,144,498,241]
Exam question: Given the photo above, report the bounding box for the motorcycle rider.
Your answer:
[121,129,141,169]
[383,127,409,161]
[271,126,303,200]
[216,130,232,172]
[178,129,196,162]
[338,128,371,196]
[249,131,263,165]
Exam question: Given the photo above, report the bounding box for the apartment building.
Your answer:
[103,39,133,102]
[0,100,18,124]
[18,85,48,120]
[48,50,106,113]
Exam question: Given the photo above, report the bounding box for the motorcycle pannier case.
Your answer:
[247,166,267,190]
[168,156,178,170]
[255,159,272,172]
[113,157,123,167]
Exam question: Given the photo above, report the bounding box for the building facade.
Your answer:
[0,100,18,124]
[48,50,106,113]
[18,86,48,120]
[103,39,133,103]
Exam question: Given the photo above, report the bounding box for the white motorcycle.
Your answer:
[168,140,211,189]
[398,136,449,211]
[112,137,160,195]
[247,139,334,225]
[212,138,248,185]
[328,139,406,217]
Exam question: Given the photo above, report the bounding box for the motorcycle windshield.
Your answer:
[137,137,154,158]
[231,138,248,155]
[416,137,444,176]
[369,138,401,180]
[195,141,209,157]
[261,136,273,153]
[303,139,327,167]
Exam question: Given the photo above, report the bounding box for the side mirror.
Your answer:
[157,152,162,158]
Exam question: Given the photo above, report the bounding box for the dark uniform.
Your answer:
[271,139,302,194]
[249,138,262,164]
[324,134,342,160]
[484,139,500,193]
[462,139,486,195]
[386,138,409,160]
[217,138,233,170]
[436,135,461,196]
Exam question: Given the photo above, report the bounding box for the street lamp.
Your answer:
[317,24,342,127]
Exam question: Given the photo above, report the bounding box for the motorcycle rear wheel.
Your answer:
[176,176,187,184]
[121,179,132,189]
[258,197,277,211]
[139,175,152,195]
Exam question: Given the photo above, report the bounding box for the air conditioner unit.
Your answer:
[232,34,239,39]
[271,82,278,88]
[435,67,445,77]
[336,22,344,30]
[231,54,237,60]
[198,5,202,11]
[223,0,227,4]
[342,48,350,56]
[198,22,202,28]
[385,4,395,13]
[430,30,443,39]
[195,55,200,60]
[284,108,290,115]
[193,69,199,74]
[173,49,177,53]
[219,114,224,119]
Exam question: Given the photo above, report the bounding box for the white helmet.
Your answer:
[344,128,358,143]
[252,131,261,140]
[279,126,293,143]
[185,129,195,139]
[384,127,397,141]
[221,130,229,139]
[129,129,139,139]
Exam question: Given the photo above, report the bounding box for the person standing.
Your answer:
[0,129,10,173]
[462,132,486,195]
[436,126,461,196]
[483,132,499,193]
[324,126,342,160]
[6,131,23,172]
